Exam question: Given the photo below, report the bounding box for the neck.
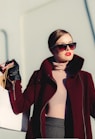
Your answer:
[53,62,68,71]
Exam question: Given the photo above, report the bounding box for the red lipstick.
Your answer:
[65,52,71,56]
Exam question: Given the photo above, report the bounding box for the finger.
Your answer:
[2,62,14,70]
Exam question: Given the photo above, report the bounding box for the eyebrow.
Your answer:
[56,41,73,45]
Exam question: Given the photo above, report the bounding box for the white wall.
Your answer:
[0,0,95,139]
[21,0,95,83]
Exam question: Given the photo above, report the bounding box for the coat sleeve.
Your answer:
[87,73,95,118]
[7,70,39,114]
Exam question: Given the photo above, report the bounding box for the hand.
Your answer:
[1,61,14,72]
[5,59,21,81]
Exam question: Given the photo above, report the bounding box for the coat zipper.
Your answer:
[40,101,49,137]
[79,73,87,139]
[40,74,57,137]
[13,81,16,100]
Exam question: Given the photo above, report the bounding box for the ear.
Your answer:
[50,48,55,55]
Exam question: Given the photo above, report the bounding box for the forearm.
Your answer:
[7,79,34,114]
[7,80,24,114]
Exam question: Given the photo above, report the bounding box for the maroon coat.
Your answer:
[8,55,95,139]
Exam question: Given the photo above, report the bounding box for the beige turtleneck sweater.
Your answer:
[47,62,67,119]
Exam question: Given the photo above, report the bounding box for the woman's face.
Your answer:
[52,33,75,63]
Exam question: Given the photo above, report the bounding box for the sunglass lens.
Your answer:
[69,43,76,50]
[57,44,66,50]
[52,42,76,50]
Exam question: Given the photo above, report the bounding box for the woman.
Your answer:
[5,29,95,139]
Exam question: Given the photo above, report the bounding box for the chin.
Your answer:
[61,58,73,63]
[67,55,74,61]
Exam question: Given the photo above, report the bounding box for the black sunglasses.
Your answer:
[51,42,77,50]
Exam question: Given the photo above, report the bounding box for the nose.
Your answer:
[66,45,70,51]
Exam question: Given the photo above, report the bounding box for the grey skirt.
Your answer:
[45,117,65,138]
